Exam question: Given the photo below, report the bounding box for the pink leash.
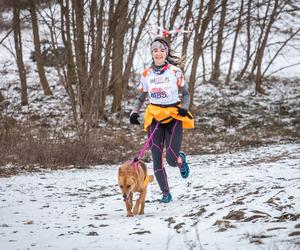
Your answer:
[133,116,173,171]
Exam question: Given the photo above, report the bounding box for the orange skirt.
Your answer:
[143,104,194,131]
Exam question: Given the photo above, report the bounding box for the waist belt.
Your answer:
[150,102,180,108]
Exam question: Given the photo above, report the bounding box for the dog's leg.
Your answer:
[125,193,133,217]
[133,194,141,215]
[125,201,133,217]
[139,189,147,215]
[133,190,147,215]
[129,192,133,209]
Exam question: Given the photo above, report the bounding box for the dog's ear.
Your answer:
[118,167,123,176]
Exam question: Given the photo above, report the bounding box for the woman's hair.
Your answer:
[151,37,186,69]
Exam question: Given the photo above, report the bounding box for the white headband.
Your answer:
[151,41,169,54]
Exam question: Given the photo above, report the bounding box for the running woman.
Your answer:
[129,37,194,203]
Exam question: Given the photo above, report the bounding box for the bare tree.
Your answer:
[72,0,88,115]
[13,4,28,105]
[236,0,252,80]
[111,0,129,112]
[255,0,280,93]
[87,0,104,123]
[181,0,193,69]
[211,0,228,83]
[59,0,82,137]
[0,90,4,103]
[37,2,64,80]
[189,0,216,107]
[29,0,52,95]
[168,0,181,32]
[248,1,272,80]
[225,0,244,84]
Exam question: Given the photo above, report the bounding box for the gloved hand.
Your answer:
[129,112,140,125]
[177,108,188,117]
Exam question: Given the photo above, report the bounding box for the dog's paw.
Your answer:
[133,207,139,215]
[139,210,144,215]
[127,212,134,217]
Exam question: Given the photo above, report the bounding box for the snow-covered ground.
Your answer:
[1,143,300,250]
[1,6,300,249]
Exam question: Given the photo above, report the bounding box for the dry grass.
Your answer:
[0,116,140,176]
[1,112,299,177]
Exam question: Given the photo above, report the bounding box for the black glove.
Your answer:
[129,112,140,125]
[177,108,188,117]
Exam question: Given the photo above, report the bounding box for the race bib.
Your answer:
[149,84,171,101]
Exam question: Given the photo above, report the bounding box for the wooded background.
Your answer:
[0,0,299,138]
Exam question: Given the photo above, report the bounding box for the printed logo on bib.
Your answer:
[150,77,170,84]
[149,86,171,99]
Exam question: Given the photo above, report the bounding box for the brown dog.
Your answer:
[118,160,154,217]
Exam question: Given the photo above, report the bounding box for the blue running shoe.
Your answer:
[159,193,172,203]
[179,152,189,179]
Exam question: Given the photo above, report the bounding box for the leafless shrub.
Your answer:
[0,116,139,175]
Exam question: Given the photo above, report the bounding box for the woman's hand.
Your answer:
[129,112,140,125]
[177,108,188,117]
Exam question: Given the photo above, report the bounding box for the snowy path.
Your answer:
[1,143,300,250]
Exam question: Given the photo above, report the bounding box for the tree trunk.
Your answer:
[72,0,88,117]
[211,0,228,83]
[249,2,271,80]
[60,0,77,88]
[0,90,4,103]
[29,1,52,96]
[255,0,279,93]
[181,0,193,70]
[189,0,215,107]
[99,0,115,117]
[84,0,105,124]
[92,0,104,119]
[60,0,81,136]
[225,0,244,84]
[111,0,128,112]
[168,0,180,37]
[13,5,28,105]
[162,0,171,28]
[236,0,252,80]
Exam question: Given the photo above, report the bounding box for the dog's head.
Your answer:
[118,161,138,200]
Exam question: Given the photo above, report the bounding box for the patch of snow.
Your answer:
[1,143,300,250]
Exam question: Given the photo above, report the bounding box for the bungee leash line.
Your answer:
[133,116,174,166]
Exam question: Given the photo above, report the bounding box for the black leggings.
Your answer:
[148,119,183,195]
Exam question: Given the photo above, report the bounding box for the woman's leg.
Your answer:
[165,119,183,167]
[165,119,190,178]
[148,120,170,194]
